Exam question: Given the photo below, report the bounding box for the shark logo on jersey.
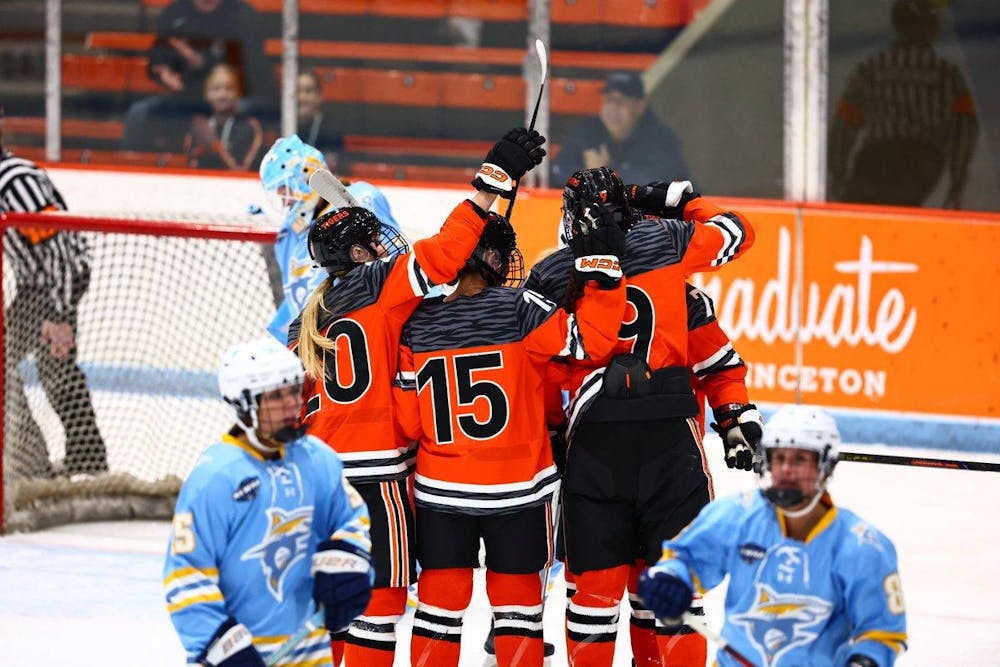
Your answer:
[241,506,314,601]
[851,521,883,551]
[731,583,833,666]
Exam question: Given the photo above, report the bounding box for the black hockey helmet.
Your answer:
[469,212,524,288]
[308,206,407,277]
[561,167,633,244]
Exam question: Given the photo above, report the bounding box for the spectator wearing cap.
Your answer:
[551,70,691,185]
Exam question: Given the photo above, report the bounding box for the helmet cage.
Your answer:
[560,167,632,243]
[308,206,408,277]
[471,212,524,288]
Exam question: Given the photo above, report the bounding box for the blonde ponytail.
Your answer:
[297,277,337,379]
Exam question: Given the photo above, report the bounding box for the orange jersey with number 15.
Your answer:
[394,281,626,515]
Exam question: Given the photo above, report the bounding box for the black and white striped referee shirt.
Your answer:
[0,149,91,320]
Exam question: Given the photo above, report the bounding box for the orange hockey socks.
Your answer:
[566,564,629,667]
[343,586,408,666]
[486,570,545,666]
[410,568,473,667]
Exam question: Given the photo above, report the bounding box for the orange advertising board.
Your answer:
[510,191,1000,420]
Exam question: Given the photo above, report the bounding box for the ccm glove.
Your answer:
[626,180,700,219]
[198,618,265,667]
[569,200,627,289]
[637,566,693,625]
[710,402,763,471]
[471,127,547,197]
[311,539,374,633]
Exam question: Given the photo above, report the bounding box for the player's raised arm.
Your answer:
[627,180,755,273]
[411,128,547,286]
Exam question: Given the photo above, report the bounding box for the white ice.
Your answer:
[1,437,998,666]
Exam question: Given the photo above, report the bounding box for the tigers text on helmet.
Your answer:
[469,212,524,288]
[560,167,632,245]
[259,135,325,217]
[308,206,408,277]
[757,404,841,512]
[218,338,306,444]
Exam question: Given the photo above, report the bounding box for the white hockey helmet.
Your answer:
[758,404,841,508]
[218,338,305,429]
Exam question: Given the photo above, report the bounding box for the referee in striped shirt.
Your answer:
[828,0,978,209]
[0,107,107,479]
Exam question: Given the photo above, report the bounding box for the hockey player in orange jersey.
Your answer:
[288,127,547,667]
[526,184,761,665]
[523,168,755,667]
[393,201,629,667]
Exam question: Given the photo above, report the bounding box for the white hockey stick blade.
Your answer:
[535,38,548,85]
[308,168,360,208]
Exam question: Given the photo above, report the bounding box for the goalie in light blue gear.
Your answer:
[259,135,404,342]
[164,338,374,666]
[638,404,908,667]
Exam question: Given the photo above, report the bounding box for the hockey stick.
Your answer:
[264,607,324,667]
[308,168,360,208]
[838,451,1000,472]
[504,38,548,221]
[680,611,757,667]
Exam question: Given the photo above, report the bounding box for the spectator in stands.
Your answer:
[828,0,978,208]
[551,70,690,186]
[122,0,276,153]
[297,71,346,174]
[0,106,108,480]
[184,63,264,171]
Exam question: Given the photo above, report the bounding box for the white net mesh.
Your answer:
[2,211,279,532]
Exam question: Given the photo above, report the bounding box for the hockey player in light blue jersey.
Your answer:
[638,404,908,667]
[164,338,374,666]
[259,135,403,342]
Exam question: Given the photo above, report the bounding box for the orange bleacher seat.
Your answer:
[551,0,693,27]
[5,117,125,141]
[60,54,605,115]
[549,77,607,116]
[86,32,655,73]
[441,72,525,112]
[449,0,526,21]
[141,0,373,13]
[62,54,160,94]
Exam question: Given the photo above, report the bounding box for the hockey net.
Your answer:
[1,211,278,533]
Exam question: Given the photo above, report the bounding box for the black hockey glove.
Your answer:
[710,402,763,471]
[311,539,374,633]
[471,127,547,198]
[198,618,265,667]
[846,655,879,667]
[626,180,700,220]
[568,200,627,289]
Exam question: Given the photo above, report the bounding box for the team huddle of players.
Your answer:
[164,127,908,667]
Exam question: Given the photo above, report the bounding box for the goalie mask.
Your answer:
[560,167,632,246]
[259,134,325,219]
[469,212,524,288]
[757,404,841,516]
[308,206,408,277]
[218,338,306,446]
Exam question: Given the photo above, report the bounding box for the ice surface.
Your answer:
[2,437,998,666]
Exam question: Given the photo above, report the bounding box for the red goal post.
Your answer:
[1,210,278,533]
